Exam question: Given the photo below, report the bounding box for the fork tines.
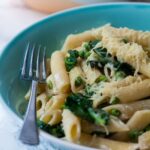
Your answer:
[21,43,47,82]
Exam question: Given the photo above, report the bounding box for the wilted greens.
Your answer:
[64,93,110,126]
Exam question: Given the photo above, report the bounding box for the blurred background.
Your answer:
[0,0,149,50]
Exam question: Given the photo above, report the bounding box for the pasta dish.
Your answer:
[24,24,150,150]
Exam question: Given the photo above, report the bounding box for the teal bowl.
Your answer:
[0,2,150,150]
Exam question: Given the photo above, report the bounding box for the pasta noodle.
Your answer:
[103,99,150,120]
[40,109,62,126]
[36,92,48,119]
[80,133,138,150]
[92,76,150,107]
[51,51,71,93]
[45,74,58,96]
[62,24,110,53]
[62,109,81,142]
[45,94,67,111]
[81,116,129,134]
[69,66,85,92]
[112,110,150,141]
[127,110,150,130]
[102,78,150,103]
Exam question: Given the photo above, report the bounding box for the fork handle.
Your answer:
[19,80,39,145]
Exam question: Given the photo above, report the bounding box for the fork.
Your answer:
[19,43,46,145]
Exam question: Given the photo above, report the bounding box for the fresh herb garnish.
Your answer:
[88,40,100,49]
[79,50,91,59]
[64,93,92,121]
[88,108,110,126]
[79,40,99,59]
[83,40,99,51]
[93,47,111,65]
[68,50,79,58]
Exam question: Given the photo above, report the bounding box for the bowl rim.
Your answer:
[0,2,150,150]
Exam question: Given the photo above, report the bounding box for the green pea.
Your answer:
[75,76,85,87]
[110,97,120,104]
[110,109,121,117]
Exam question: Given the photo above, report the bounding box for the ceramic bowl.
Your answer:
[0,3,150,150]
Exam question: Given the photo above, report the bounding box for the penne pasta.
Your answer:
[40,109,62,126]
[81,116,129,134]
[62,109,81,142]
[36,92,48,119]
[102,78,150,103]
[45,74,58,96]
[69,66,85,92]
[45,94,67,111]
[51,51,71,93]
[80,133,139,150]
[93,76,150,107]
[127,110,150,130]
[112,110,150,141]
[103,99,150,120]
[104,75,145,89]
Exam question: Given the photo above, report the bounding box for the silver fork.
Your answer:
[19,43,46,145]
